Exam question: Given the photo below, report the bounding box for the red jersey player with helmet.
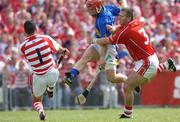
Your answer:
[19,20,69,120]
[92,8,176,118]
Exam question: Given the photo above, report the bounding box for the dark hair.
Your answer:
[121,8,134,21]
[24,20,36,34]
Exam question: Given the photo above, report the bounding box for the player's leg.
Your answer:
[106,67,127,83]
[46,68,60,98]
[32,95,45,120]
[158,58,176,73]
[46,86,54,97]
[133,58,177,96]
[105,45,127,83]
[64,44,100,86]
[32,74,47,120]
[106,66,141,93]
[105,45,140,93]
[120,54,159,118]
[120,71,148,118]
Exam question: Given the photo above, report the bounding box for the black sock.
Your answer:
[82,89,89,98]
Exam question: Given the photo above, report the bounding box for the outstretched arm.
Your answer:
[93,37,112,46]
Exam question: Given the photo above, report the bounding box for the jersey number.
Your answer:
[36,48,43,64]
[138,28,149,45]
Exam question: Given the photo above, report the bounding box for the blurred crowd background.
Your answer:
[0,0,179,110]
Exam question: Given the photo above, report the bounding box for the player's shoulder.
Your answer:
[104,4,120,15]
[129,19,143,27]
[130,19,142,24]
[19,39,29,54]
[36,34,50,39]
[36,34,54,41]
[19,39,28,49]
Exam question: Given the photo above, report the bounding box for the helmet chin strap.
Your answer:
[95,6,102,14]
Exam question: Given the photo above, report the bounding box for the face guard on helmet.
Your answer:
[85,0,103,16]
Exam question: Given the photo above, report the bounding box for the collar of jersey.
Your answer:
[26,34,37,40]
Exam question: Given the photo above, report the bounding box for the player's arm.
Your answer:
[47,36,70,55]
[106,24,120,34]
[93,26,122,46]
[18,42,27,59]
[57,45,69,55]
[92,37,112,46]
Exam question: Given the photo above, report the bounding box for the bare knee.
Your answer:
[106,72,126,83]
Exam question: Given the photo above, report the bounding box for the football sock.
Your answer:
[33,101,44,114]
[123,105,133,117]
[47,86,54,92]
[70,68,79,77]
[82,89,90,98]
[157,63,167,73]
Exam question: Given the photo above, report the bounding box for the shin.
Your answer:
[32,95,44,113]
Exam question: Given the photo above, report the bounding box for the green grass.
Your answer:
[0,108,180,122]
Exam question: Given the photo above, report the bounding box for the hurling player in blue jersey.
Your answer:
[63,0,130,89]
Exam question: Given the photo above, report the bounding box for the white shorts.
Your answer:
[134,54,159,80]
[92,44,117,70]
[32,67,60,97]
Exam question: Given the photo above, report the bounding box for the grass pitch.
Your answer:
[0,108,180,122]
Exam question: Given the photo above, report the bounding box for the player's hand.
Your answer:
[62,48,70,56]
[106,25,115,34]
[87,38,92,44]
[91,38,98,44]
[116,0,122,5]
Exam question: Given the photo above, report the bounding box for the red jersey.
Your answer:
[109,19,155,61]
[19,34,60,75]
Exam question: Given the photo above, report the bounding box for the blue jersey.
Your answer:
[95,5,121,38]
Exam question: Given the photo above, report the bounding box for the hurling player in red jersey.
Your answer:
[92,8,176,118]
[19,20,69,120]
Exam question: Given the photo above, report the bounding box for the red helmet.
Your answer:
[85,0,103,9]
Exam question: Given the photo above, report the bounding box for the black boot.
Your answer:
[63,72,73,86]
[119,114,131,119]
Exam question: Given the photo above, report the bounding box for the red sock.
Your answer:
[124,105,133,117]
[33,101,44,113]
[157,63,167,73]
